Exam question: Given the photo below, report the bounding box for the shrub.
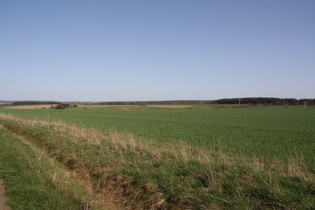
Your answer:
[55,104,71,109]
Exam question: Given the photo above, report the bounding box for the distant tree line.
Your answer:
[95,98,315,106]
[213,98,315,106]
[12,98,315,107]
[12,101,78,109]
[13,101,61,105]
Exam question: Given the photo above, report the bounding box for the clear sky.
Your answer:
[1,0,314,101]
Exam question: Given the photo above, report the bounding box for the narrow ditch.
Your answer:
[0,122,119,209]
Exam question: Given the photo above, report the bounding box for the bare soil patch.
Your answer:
[0,179,11,210]
[6,104,57,109]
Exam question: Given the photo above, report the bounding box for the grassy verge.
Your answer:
[0,113,314,209]
[0,123,117,209]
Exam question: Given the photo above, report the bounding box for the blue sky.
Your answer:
[1,0,314,101]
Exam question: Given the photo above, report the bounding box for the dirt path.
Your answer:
[0,179,11,210]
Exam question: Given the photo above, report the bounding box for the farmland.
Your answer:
[0,105,314,209]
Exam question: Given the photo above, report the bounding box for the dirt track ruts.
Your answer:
[0,179,11,210]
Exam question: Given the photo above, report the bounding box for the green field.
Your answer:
[1,106,314,161]
[0,105,314,209]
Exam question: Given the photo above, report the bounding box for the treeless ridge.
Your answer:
[147,105,192,109]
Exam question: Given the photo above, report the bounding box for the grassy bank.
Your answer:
[0,113,314,209]
[0,125,90,209]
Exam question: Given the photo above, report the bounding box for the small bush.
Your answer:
[55,104,71,109]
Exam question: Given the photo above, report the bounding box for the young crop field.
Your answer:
[0,105,314,209]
